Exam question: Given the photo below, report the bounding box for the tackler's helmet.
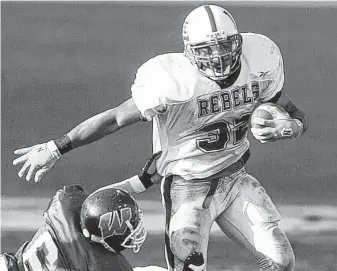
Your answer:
[183,5,242,81]
[80,188,146,253]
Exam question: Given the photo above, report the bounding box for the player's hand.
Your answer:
[251,117,298,143]
[13,141,62,182]
[138,151,162,184]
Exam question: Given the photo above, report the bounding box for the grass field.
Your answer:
[2,2,337,270]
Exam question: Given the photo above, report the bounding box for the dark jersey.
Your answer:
[13,185,133,271]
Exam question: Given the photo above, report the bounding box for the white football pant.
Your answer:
[160,168,295,271]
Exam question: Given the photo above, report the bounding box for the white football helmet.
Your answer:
[183,5,242,81]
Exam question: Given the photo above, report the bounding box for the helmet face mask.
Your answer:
[185,33,242,80]
[183,5,242,81]
[120,212,147,252]
[80,188,147,253]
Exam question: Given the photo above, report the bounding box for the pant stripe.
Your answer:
[202,179,219,209]
[163,175,175,269]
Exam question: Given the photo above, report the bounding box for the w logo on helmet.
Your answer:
[99,207,132,237]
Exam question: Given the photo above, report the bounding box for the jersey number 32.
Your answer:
[196,114,250,153]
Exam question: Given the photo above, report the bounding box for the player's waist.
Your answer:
[159,143,250,180]
[207,149,250,180]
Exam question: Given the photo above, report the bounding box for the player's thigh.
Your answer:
[216,173,294,268]
[161,175,216,268]
[214,172,265,258]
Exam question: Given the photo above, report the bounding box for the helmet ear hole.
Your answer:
[82,228,90,238]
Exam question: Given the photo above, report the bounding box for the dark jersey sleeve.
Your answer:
[13,185,87,271]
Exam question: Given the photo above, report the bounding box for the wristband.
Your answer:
[138,173,154,189]
[54,135,73,155]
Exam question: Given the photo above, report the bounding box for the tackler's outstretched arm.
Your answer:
[95,152,162,194]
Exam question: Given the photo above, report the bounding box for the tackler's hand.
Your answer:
[13,141,62,182]
[138,151,162,184]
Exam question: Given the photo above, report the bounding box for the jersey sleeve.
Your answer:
[45,185,87,224]
[43,185,94,269]
[131,57,169,121]
[257,36,285,102]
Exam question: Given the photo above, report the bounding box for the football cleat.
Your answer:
[80,188,147,253]
[182,5,242,81]
[183,251,205,271]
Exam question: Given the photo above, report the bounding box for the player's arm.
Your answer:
[95,152,162,194]
[252,90,308,142]
[13,97,143,182]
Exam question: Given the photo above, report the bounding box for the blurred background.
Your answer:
[2,2,337,270]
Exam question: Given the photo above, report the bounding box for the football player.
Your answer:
[13,5,308,271]
[0,184,146,271]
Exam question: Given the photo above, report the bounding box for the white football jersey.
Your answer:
[131,33,284,180]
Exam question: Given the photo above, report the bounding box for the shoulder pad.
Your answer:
[241,33,283,77]
[133,53,200,104]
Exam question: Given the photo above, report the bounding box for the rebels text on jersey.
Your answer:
[13,185,133,271]
[131,33,284,180]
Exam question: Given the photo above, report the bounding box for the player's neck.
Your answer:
[213,63,241,89]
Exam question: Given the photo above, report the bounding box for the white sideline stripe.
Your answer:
[1,197,337,234]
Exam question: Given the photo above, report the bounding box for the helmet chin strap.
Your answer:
[83,212,147,254]
[88,233,117,253]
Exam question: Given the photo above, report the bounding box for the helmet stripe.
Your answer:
[222,8,238,28]
[204,5,217,32]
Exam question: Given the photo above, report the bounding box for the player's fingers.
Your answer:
[26,164,40,182]
[251,118,275,127]
[14,145,37,155]
[18,160,31,178]
[142,151,162,174]
[148,151,162,167]
[35,168,48,183]
[254,133,275,141]
[251,127,274,136]
[13,152,31,166]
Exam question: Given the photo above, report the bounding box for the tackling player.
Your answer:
[1,177,152,271]
[0,185,144,271]
[13,5,308,271]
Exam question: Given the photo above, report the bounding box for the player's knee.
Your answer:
[278,244,295,271]
[255,222,295,271]
[170,227,201,262]
[284,252,295,271]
